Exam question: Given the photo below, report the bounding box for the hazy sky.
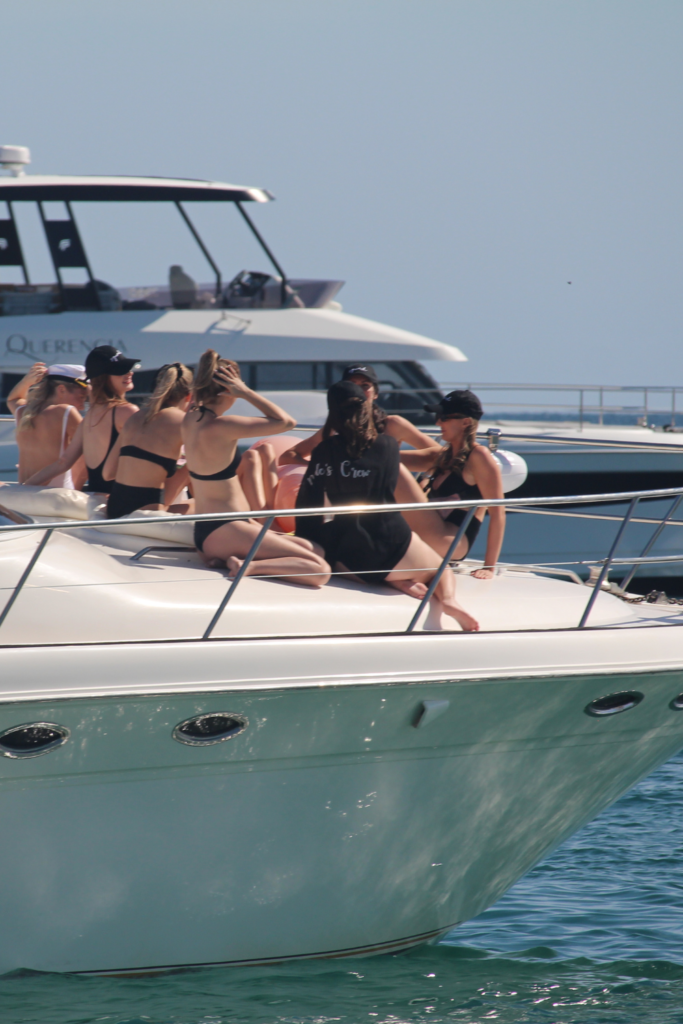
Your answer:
[3,0,683,387]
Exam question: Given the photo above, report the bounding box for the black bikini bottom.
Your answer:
[107,483,163,519]
[194,517,250,552]
[443,509,482,554]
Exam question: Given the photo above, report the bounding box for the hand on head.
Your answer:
[213,365,245,397]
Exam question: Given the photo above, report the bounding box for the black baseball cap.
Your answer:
[341,364,379,387]
[85,345,139,378]
[424,389,484,420]
[327,380,367,411]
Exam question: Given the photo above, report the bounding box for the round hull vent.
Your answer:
[173,713,248,746]
[585,691,644,717]
[0,722,69,758]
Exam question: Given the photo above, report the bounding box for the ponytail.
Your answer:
[143,362,193,422]
[192,349,240,408]
[433,419,479,475]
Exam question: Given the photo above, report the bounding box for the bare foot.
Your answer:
[226,556,245,577]
[204,556,226,569]
[441,600,480,632]
[389,579,428,599]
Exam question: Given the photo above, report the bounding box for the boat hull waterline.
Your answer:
[1,633,683,975]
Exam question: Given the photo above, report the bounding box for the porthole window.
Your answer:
[584,691,644,717]
[669,694,683,710]
[173,713,248,746]
[0,722,69,758]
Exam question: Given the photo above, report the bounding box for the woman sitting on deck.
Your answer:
[103,363,193,518]
[398,390,505,579]
[9,362,88,488]
[181,349,330,587]
[279,363,440,469]
[295,381,479,631]
[24,346,139,494]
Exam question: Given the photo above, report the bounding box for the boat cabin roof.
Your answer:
[0,175,273,204]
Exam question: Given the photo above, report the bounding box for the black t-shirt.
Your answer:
[296,433,411,581]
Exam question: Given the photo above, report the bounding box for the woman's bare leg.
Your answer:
[395,466,475,560]
[257,443,279,508]
[237,449,267,510]
[385,534,479,631]
[201,520,330,587]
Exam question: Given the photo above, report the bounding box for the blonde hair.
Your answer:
[433,419,479,475]
[18,376,80,431]
[88,374,130,409]
[17,377,56,431]
[143,363,193,423]
[192,349,240,408]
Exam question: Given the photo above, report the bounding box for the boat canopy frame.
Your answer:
[0,175,290,307]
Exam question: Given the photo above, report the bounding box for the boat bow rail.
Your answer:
[2,486,683,643]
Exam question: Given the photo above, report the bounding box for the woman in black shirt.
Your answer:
[296,382,479,631]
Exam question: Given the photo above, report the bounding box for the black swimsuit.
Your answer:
[107,445,179,519]
[295,434,411,584]
[188,450,245,551]
[85,410,119,494]
[425,467,482,553]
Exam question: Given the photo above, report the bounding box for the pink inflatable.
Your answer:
[248,435,307,532]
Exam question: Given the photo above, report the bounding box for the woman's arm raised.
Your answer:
[7,363,47,415]
[216,366,296,438]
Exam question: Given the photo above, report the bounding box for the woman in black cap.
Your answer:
[25,345,140,493]
[103,363,194,518]
[399,390,505,579]
[279,363,439,468]
[295,381,479,631]
[181,349,330,586]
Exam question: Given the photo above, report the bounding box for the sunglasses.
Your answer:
[436,413,467,421]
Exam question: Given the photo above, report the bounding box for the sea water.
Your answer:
[3,752,683,1024]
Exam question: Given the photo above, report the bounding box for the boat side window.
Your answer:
[253,362,328,391]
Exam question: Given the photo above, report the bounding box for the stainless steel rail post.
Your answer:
[578,498,639,628]
[202,516,275,640]
[405,508,477,633]
[619,494,683,593]
[0,528,53,631]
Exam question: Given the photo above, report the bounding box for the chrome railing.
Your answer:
[397,382,683,430]
[2,485,683,638]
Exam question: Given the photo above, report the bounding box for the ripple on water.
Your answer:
[2,753,683,1024]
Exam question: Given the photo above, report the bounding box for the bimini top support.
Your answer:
[0,175,274,204]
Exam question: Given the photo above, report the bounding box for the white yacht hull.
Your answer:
[1,629,683,974]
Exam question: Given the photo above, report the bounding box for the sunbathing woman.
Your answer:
[279,363,439,469]
[104,363,193,518]
[8,363,88,487]
[25,346,139,493]
[398,390,505,580]
[181,349,330,587]
[295,381,479,631]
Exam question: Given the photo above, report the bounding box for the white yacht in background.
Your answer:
[0,145,462,434]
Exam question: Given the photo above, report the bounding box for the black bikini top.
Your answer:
[188,450,241,481]
[120,445,178,477]
[426,466,482,503]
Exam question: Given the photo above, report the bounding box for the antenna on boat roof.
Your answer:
[0,146,30,177]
